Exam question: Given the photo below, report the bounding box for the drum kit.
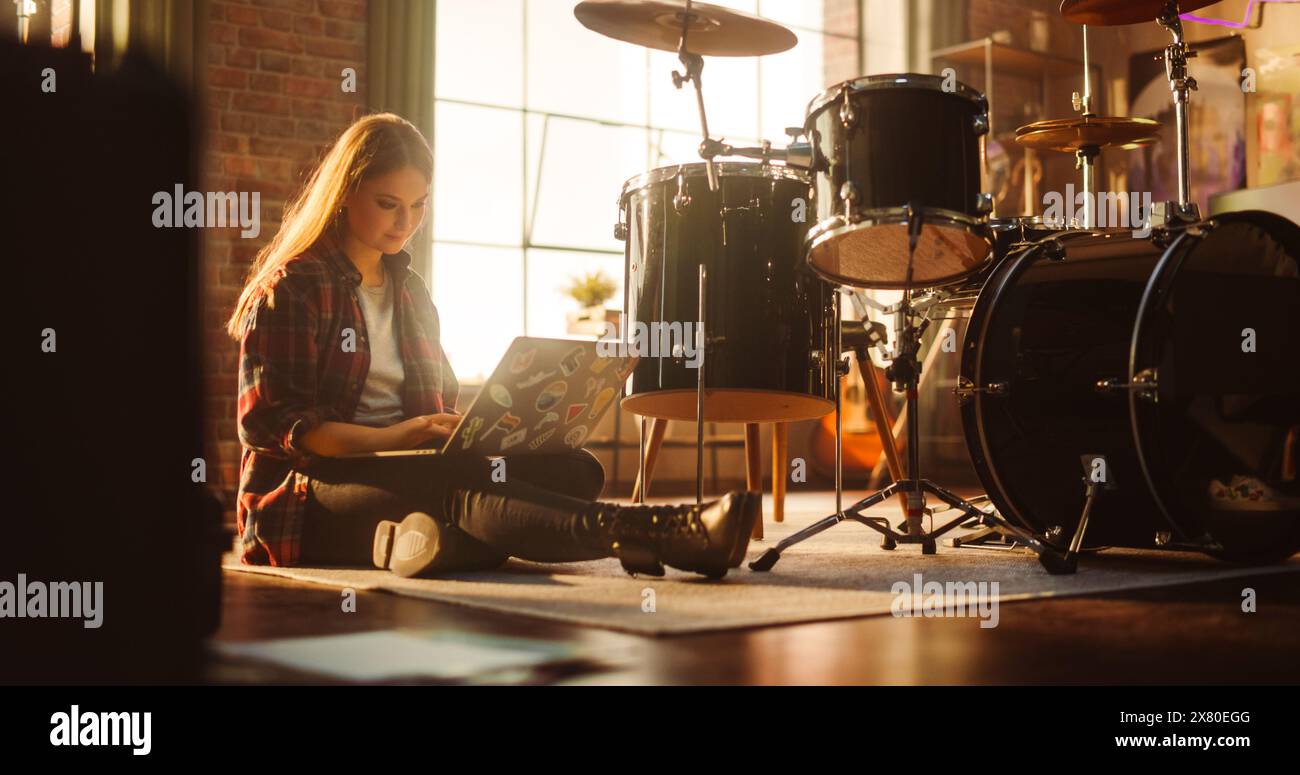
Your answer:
[576,0,1300,574]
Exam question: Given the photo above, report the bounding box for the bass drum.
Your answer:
[618,162,837,423]
[960,211,1300,561]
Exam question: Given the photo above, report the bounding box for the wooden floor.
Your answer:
[211,552,1300,685]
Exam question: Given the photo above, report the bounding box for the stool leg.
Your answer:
[632,417,668,503]
[744,423,764,539]
[772,422,788,523]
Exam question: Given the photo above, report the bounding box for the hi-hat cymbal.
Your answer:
[1015,116,1162,152]
[1059,0,1218,26]
[574,0,797,56]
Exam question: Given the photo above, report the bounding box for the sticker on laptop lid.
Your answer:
[509,347,537,374]
[559,346,586,377]
[459,416,484,450]
[488,384,512,408]
[588,387,615,419]
[500,428,527,451]
[536,380,568,412]
[528,427,557,450]
[515,369,556,390]
[564,425,589,448]
[482,411,521,441]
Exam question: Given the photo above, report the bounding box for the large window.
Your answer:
[431,0,862,382]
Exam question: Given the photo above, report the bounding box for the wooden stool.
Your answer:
[632,419,789,540]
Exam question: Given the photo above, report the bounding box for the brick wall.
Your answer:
[202,0,369,520]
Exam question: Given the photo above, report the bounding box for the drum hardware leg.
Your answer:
[632,417,669,503]
[695,264,707,508]
[772,422,788,524]
[1037,483,1101,575]
[636,415,646,503]
[833,292,844,520]
[744,423,764,540]
[1075,145,1100,229]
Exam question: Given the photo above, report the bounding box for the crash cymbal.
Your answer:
[1059,0,1218,27]
[1015,116,1162,152]
[574,0,797,56]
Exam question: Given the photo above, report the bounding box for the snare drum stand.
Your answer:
[750,204,1081,574]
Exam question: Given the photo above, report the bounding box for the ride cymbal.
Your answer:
[1059,0,1218,27]
[1015,116,1162,152]
[574,0,797,56]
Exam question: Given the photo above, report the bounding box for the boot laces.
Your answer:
[613,503,708,547]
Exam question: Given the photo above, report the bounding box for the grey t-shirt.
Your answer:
[352,265,406,427]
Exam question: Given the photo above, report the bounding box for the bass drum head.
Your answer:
[959,230,1169,547]
[1131,211,1300,562]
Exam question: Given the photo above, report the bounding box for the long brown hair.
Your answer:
[225,112,433,339]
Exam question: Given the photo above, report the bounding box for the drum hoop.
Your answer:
[805,73,987,121]
[618,162,809,203]
[988,215,1070,231]
[1128,224,1208,545]
[803,208,994,289]
[807,206,991,245]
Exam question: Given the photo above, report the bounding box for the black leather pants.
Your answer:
[299,449,611,567]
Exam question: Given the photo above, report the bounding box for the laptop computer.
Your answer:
[341,336,637,458]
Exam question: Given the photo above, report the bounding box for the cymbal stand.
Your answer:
[1072,26,1100,228]
[670,0,719,191]
[1152,0,1201,226]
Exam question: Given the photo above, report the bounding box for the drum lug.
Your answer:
[954,376,1008,404]
[671,335,724,362]
[673,173,692,215]
[974,192,994,215]
[839,182,859,223]
[972,113,990,136]
[838,96,857,129]
[1042,239,1068,261]
[1094,368,1158,400]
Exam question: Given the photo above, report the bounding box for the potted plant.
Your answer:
[563,270,618,336]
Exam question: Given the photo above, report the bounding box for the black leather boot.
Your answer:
[577,491,762,580]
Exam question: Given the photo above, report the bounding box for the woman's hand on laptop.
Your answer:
[388,413,462,449]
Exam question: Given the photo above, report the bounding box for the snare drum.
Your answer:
[804,73,995,289]
[616,162,837,423]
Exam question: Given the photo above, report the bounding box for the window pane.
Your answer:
[526,248,625,340]
[648,48,759,141]
[432,243,525,384]
[434,102,523,246]
[527,116,647,252]
[760,31,827,140]
[527,0,647,125]
[758,0,824,31]
[435,0,524,107]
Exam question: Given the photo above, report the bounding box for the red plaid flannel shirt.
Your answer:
[235,235,459,566]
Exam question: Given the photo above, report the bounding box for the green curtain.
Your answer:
[368,0,437,281]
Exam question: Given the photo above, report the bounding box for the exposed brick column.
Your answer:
[202,0,369,521]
